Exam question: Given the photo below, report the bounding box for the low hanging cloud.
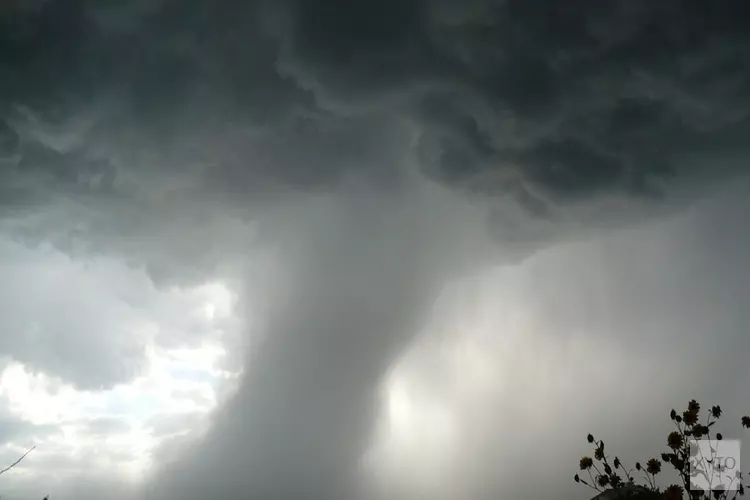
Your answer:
[1,1,749,500]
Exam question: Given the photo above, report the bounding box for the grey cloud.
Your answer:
[0,237,147,389]
[80,417,132,436]
[0,411,59,447]
[0,231,235,389]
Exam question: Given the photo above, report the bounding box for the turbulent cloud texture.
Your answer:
[0,1,749,500]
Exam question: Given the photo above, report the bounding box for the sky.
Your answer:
[0,1,749,499]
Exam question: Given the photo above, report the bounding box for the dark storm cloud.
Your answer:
[0,0,405,208]
[273,0,750,199]
[2,0,748,229]
[1,2,749,500]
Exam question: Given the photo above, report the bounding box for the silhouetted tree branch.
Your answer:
[0,445,36,477]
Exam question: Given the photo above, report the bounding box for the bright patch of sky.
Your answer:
[0,236,243,487]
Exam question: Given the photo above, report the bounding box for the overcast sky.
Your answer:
[1,1,750,500]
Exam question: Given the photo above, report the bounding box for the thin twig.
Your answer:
[0,446,36,476]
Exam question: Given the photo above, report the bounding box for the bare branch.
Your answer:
[0,446,36,477]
